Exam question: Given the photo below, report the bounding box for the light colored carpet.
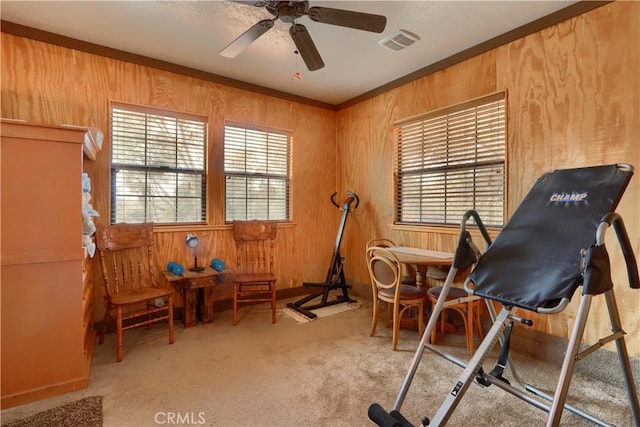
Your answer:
[1,293,638,427]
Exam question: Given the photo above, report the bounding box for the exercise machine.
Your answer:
[369,164,639,426]
[287,191,359,320]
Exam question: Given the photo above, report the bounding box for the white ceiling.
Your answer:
[1,0,579,106]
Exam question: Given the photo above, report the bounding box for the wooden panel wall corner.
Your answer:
[337,1,639,357]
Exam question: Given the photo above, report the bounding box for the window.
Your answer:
[110,105,207,224]
[394,92,506,227]
[224,124,290,221]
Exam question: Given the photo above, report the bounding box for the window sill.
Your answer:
[153,222,296,233]
[390,223,501,239]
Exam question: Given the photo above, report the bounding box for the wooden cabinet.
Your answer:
[0,120,101,408]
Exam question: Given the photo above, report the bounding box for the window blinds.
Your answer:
[111,107,207,224]
[224,125,290,221]
[394,94,506,227]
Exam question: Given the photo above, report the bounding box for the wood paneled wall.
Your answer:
[336,1,639,357]
[1,1,638,356]
[0,33,340,322]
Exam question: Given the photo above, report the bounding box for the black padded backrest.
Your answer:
[470,164,633,312]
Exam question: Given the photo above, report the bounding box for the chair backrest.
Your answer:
[365,238,396,262]
[366,238,396,250]
[233,220,277,275]
[95,222,156,297]
[366,247,401,296]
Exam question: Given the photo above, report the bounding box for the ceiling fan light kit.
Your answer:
[222,0,387,71]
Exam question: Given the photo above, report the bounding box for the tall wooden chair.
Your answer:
[367,246,426,350]
[95,223,174,362]
[232,220,278,326]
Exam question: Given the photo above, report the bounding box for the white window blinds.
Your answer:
[394,93,506,227]
[224,125,290,221]
[111,106,207,224]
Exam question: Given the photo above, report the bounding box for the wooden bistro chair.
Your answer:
[426,265,484,354]
[367,246,426,350]
[95,223,174,362]
[366,238,416,286]
[232,220,278,326]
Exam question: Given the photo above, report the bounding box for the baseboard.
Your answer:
[1,376,89,410]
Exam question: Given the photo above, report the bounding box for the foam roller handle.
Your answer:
[368,404,413,427]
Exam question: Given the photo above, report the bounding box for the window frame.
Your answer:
[393,92,507,228]
[109,102,208,226]
[223,122,292,222]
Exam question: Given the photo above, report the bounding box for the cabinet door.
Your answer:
[1,126,84,265]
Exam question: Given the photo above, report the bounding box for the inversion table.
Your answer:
[369,164,639,426]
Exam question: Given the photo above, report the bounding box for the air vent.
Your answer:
[379,30,420,51]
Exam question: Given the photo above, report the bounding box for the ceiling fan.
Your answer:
[220,1,387,71]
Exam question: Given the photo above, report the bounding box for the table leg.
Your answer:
[415,265,428,291]
[200,287,215,323]
[183,288,197,328]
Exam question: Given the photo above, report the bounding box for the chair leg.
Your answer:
[474,300,484,340]
[99,301,111,345]
[168,294,174,345]
[233,283,239,326]
[418,302,425,337]
[392,304,400,350]
[116,306,123,363]
[466,301,474,354]
[271,286,276,324]
[429,298,438,344]
[370,299,380,337]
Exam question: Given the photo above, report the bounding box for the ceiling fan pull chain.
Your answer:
[292,50,302,80]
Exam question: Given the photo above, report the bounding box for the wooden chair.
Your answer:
[367,247,426,350]
[232,220,278,326]
[366,238,396,250]
[426,265,484,354]
[95,223,174,362]
[366,238,416,285]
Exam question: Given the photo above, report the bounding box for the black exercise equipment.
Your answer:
[369,164,639,426]
[287,191,359,320]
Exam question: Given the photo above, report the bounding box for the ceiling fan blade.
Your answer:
[220,19,275,58]
[289,24,324,71]
[229,1,268,7]
[307,7,387,33]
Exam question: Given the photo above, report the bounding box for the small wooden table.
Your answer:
[387,246,453,290]
[388,246,458,332]
[163,267,227,328]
